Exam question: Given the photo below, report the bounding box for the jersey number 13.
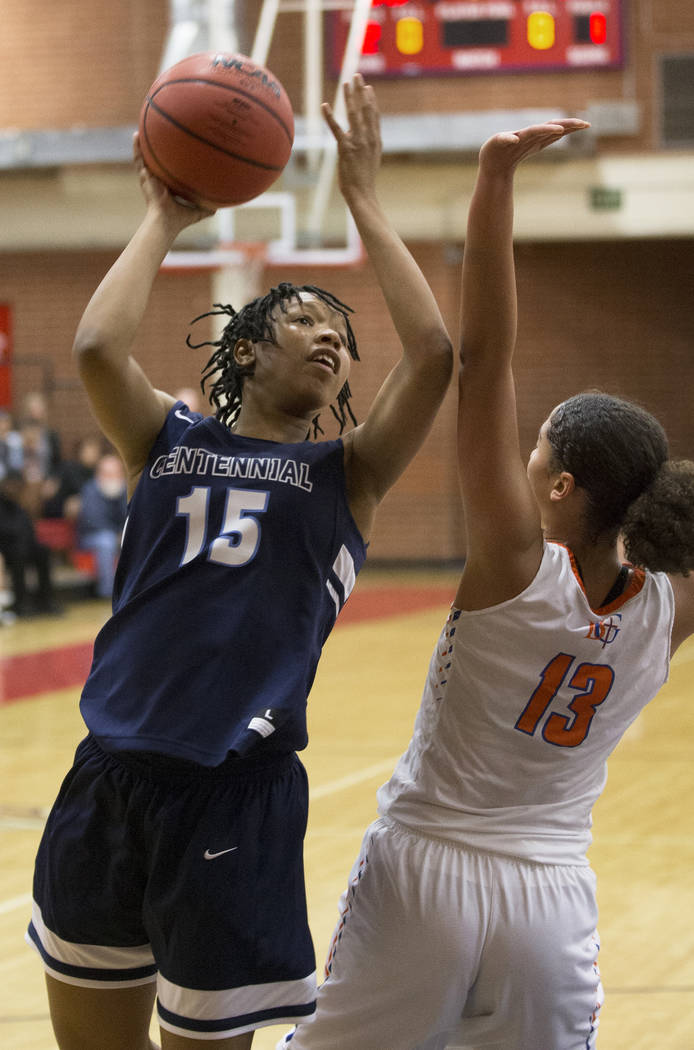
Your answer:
[515,652,615,748]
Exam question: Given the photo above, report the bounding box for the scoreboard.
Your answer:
[331,1,624,77]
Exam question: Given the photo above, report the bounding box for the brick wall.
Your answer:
[0,1,167,130]
[0,250,213,453]
[1,237,691,562]
[514,239,694,464]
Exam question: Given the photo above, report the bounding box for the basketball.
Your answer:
[138,51,294,208]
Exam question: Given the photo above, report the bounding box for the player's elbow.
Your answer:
[434,329,455,361]
[72,326,117,374]
[425,329,455,387]
[404,330,454,407]
[411,327,454,374]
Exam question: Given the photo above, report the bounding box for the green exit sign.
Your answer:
[590,187,623,211]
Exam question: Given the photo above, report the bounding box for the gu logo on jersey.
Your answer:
[585,613,622,647]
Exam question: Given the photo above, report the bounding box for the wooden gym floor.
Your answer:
[1,568,693,1050]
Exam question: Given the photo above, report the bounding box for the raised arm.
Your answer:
[322,76,453,537]
[72,138,214,495]
[456,120,589,610]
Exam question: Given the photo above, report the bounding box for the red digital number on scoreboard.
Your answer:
[331,1,624,77]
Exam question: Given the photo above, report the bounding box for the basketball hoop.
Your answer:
[160,240,268,272]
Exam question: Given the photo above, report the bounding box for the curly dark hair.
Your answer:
[186,282,360,437]
[622,460,694,575]
[546,392,694,574]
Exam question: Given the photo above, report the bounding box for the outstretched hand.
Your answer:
[479,119,590,175]
[322,73,382,200]
[133,133,216,231]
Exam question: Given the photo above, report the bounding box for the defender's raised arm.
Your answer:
[456,120,589,610]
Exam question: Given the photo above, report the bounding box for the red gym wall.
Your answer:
[0,1,692,563]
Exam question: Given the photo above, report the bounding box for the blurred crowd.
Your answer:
[0,391,128,621]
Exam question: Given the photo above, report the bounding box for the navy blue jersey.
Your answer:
[79,404,366,765]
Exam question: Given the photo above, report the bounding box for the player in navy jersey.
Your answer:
[25,75,452,1050]
[276,122,694,1049]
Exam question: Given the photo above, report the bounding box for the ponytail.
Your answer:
[622,459,694,575]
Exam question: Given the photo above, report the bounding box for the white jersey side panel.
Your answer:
[378,542,674,864]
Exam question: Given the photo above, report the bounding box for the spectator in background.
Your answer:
[17,419,61,519]
[20,391,62,476]
[42,434,103,519]
[76,453,127,599]
[0,472,61,616]
[0,394,63,518]
[0,407,23,480]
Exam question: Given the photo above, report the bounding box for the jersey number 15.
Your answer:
[177,485,269,567]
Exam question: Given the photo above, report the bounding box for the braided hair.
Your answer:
[186,282,360,437]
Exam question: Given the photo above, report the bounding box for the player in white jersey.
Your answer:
[26,77,453,1050]
[277,122,694,1049]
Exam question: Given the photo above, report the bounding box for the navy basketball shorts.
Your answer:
[26,734,317,1040]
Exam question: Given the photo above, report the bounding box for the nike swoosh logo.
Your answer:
[175,409,194,422]
[203,847,239,860]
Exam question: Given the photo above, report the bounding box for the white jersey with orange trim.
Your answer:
[378,541,674,865]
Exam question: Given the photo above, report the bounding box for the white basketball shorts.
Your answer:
[277,816,603,1050]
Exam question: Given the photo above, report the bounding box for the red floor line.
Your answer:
[0,641,95,706]
[0,586,454,705]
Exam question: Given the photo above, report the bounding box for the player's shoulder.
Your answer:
[168,397,204,425]
[667,571,694,651]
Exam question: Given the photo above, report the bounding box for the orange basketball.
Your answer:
[138,52,294,208]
